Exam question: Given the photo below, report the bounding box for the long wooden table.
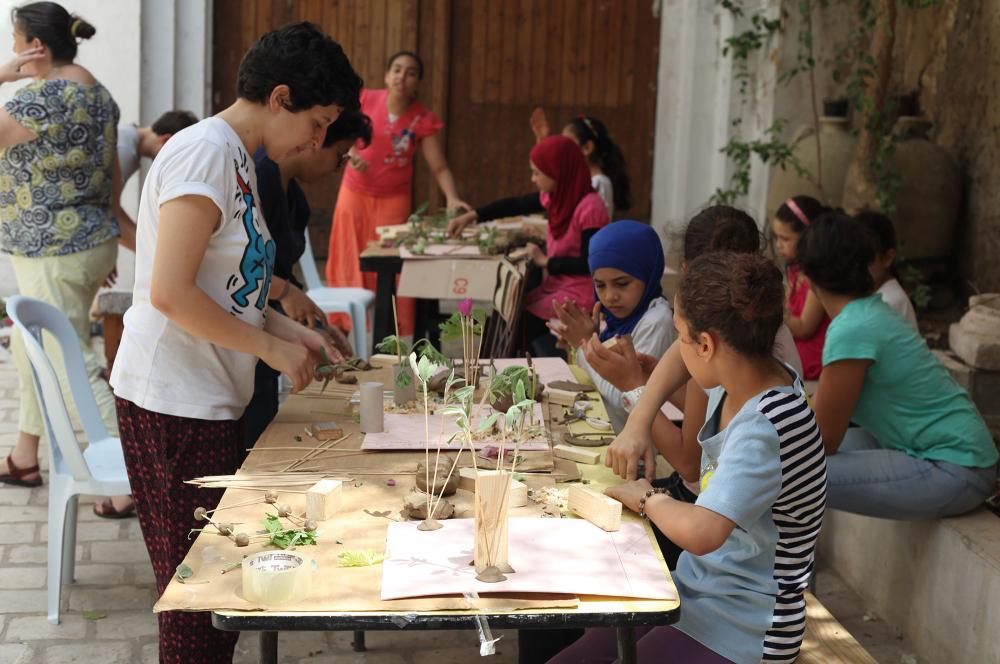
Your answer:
[161,358,679,663]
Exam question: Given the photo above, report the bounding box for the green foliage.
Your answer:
[263,514,318,549]
[710,120,806,204]
[438,307,487,342]
[898,261,932,310]
[337,549,386,567]
[377,335,449,389]
[487,366,532,403]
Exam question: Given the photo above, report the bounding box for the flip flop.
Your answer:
[93,498,136,519]
[0,455,43,487]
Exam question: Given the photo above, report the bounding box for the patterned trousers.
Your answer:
[115,397,242,663]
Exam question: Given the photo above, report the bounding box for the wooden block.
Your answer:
[305,479,343,521]
[308,421,343,441]
[458,466,477,493]
[474,471,511,573]
[552,444,601,465]
[459,467,527,508]
[568,484,622,532]
[507,246,531,262]
[602,335,626,354]
[547,387,582,407]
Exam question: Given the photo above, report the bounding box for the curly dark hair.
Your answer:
[683,205,762,262]
[677,252,784,358]
[150,110,199,137]
[775,195,827,234]
[13,2,94,62]
[237,22,363,113]
[323,108,372,149]
[565,116,631,213]
[797,212,875,296]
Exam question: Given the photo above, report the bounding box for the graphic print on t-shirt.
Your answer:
[229,152,275,314]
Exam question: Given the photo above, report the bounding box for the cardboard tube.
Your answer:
[360,381,384,433]
[242,551,314,605]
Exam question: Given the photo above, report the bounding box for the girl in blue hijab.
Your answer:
[551,220,675,432]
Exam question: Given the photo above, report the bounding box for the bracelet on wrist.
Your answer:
[638,487,667,518]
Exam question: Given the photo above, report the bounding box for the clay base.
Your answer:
[417,518,442,531]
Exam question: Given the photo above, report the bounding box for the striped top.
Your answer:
[672,369,827,664]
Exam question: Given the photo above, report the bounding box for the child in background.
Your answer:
[549,220,674,432]
[799,213,996,519]
[854,210,918,330]
[550,252,827,664]
[530,108,630,218]
[447,136,609,356]
[771,195,829,379]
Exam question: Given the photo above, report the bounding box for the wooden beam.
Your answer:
[547,387,583,407]
[474,470,511,574]
[553,444,601,465]
[305,479,343,521]
[568,484,622,532]
[459,467,527,508]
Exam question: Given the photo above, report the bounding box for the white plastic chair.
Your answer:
[298,233,374,358]
[6,296,131,624]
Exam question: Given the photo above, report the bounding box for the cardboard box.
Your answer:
[398,258,500,301]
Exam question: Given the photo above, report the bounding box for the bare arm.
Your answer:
[786,287,826,339]
[420,134,469,210]
[0,48,45,150]
[111,156,137,252]
[149,195,318,392]
[811,359,870,453]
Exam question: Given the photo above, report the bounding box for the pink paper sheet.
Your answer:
[380,518,677,601]
[361,402,549,451]
[493,358,577,386]
[399,245,484,259]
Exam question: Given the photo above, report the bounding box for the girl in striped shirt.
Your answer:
[550,252,828,664]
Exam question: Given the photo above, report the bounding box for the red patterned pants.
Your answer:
[115,397,242,663]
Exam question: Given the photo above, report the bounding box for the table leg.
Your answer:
[616,626,637,664]
[259,631,278,664]
[351,629,367,652]
[372,269,397,348]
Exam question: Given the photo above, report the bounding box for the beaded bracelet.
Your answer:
[638,488,666,518]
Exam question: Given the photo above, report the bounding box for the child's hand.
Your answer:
[265,339,316,394]
[525,242,548,267]
[447,210,478,238]
[530,107,551,142]
[280,284,325,328]
[551,299,596,348]
[606,423,657,481]
[605,478,655,513]
[583,333,646,391]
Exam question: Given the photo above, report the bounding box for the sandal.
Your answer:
[0,455,43,487]
[93,498,136,520]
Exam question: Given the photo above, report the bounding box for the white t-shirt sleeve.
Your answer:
[877,278,919,331]
[117,123,141,185]
[155,138,232,224]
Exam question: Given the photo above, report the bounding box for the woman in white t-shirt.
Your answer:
[855,210,919,331]
[108,23,362,663]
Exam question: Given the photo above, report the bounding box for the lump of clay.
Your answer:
[415,458,459,496]
[402,490,455,521]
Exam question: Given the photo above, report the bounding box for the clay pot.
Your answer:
[766,115,858,220]
[842,117,961,260]
[490,378,544,413]
[415,459,460,496]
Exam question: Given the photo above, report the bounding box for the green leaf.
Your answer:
[337,549,386,567]
[83,611,107,621]
[175,563,193,582]
[478,412,501,432]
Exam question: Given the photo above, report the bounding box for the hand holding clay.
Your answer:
[583,333,647,392]
[606,422,657,482]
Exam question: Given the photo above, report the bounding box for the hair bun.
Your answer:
[729,257,784,321]
[70,16,96,40]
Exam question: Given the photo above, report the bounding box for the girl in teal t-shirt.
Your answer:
[799,212,997,519]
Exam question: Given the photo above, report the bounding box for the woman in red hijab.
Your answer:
[449,135,610,355]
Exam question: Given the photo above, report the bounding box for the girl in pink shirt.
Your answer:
[326,51,468,336]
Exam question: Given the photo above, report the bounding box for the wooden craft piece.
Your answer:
[474,470,512,580]
[507,246,531,262]
[563,433,614,447]
[305,479,343,521]
[458,468,527,508]
[308,422,343,441]
[568,484,622,532]
[553,444,601,465]
[458,466,477,493]
[547,387,583,407]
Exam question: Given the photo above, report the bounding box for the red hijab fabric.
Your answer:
[529,135,594,239]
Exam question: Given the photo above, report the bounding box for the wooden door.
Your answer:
[211,0,660,258]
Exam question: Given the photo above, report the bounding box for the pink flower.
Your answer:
[458,298,473,317]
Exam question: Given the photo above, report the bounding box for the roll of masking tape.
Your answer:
[242,551,314,605]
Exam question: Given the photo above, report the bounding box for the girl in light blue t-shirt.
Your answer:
[550,252,828,664]
[798,212,997,519]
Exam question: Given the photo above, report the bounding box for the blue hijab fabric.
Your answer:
[587,220,665,341]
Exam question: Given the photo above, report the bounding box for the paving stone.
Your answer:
[140,642,158,664]
[0,523,35,545]
[42,642,133,664]
[68,586,155,612]
[39,520,122,543]
[129,563,156,585]
[5,614,87,640]
[0,487,31,506]
[71,563,128,585]
[0,589,47,613]
[0,566,46,589]
[0,505,48,522]
[89,541,151,564]
[273,631,331,659]
[8,544,83,564]
[0,643,33,664]
[95,610,159,639]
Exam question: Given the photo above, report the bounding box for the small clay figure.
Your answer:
[415,458,460,496]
